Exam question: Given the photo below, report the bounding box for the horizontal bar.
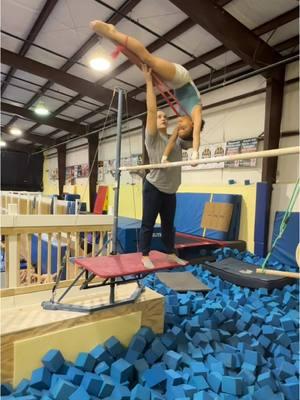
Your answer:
[256,268,300,279]
[120,146,300,171]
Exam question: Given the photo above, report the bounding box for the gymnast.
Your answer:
[90,21,203,162]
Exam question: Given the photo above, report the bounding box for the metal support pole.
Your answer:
[111,87,124,255]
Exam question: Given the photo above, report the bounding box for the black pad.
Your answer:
[204,257,295,289]
[156,272,210,292]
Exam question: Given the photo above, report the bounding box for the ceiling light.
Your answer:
[34,102,50,116]
[89,57,111,71]
[10,127,23,136]
[0,140,7,147]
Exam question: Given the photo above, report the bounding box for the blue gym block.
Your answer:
[74,352,96,372]
[94,361,110,376]
[1,383,13,396]
[277,361,297,380]
[31,367,52,390]
[136,327,155,344]
[129,335,147,353]
[163,350,182,370]
[69,386,91,400]
[151,338,167,358]
[134,358,149,375]
[49,378,77,400]
[144,348,161,365]
[42,349,65,373]
[193,391,214,400]
[143,364,167,388]
[189,361,208,377]
[257,371,277,391]
[280,381,299,400]
[253,385,274,400]
[66,366,84,385]
[81,372,103,396]
[221,376,243,395]
[238,369,256,385]
[27,386,43,398]
[189,376,209,391]
[98,374,115,398]
[130,383,151,400]
[207,371,222,393]
[165,369,184,386]
[14,378,30,397]
[160,332,177,350]
[124,348,141,364]
[104,336,125,358]
[111,384,131,400]
[110,358,133,383]
[90,345,113,365]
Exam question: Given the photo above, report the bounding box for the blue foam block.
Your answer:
[69,386,91,400]
[81,372,103,396]
[42,349,65,373]
[129,335,147,353]
[111,358,133,383]
[130,383,151,400]
[31,367,52,390]
[143,364,167,388]
[104,336,125,358]
[74,352,96,372]
[207,371,222,393]
[136,327,155,344]
[111,384,131,400]
[94,361,110,376]
[90,345,113,365]
[0,383,13,396]
[163,350,182,370]
[66,366,84,385]
[221,376,243,395]
[98,374,115,398]
[50,378,77,400]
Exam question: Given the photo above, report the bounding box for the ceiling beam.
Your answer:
[1,0,59,95]
[1,49,146,115]
[2,0,143,134]
[1,102,87,136]
[1,141,33,153]
[1,125,55,146]
[169,0,281,69]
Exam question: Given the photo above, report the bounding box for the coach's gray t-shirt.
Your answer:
[145,131,183,194]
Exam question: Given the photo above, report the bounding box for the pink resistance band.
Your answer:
[110,37,189,117]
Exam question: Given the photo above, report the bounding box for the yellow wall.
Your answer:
[109,183,257,252]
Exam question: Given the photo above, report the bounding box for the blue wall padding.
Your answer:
[117,217,165,253]
[31,234,67,277]
[254,182,272,257]
[269,212,299,268]
[174,193,242,240]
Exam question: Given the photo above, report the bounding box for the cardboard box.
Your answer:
[201,202,233,232]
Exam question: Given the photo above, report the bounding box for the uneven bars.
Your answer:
[120,146,300,171]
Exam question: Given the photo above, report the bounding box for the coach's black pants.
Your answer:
[139,179,176,256]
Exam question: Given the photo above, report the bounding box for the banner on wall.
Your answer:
[182,142,226,170]
[97,161,104,182]
[49,168,58,181]
[225,138,258,168]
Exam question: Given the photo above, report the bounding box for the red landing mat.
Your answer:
[175,232,225,249]
[75,251,188,279]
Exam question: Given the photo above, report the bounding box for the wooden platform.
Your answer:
[1,283,164,386]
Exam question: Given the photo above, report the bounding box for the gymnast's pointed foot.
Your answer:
[142,256,155,269]
[167,254,187,265]
[90,20,116,38]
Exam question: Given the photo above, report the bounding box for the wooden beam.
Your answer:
[1,49,145,116]
[88,135,98,212]
[1,102,86,136]
[1,125,54,146]
[262,68,285,183]
[169,0,281,69]
[57,144,66,196]
[1,0,59,94]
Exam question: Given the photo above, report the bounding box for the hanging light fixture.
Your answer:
[89,56,111,71]
[0,140,7,147]
[10,127,23,136]
[34,102,50,116]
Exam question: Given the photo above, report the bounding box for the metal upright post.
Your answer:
[112,87,124,255]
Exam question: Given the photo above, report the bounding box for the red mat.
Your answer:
[175,232,226,249]
[75,251,188,278]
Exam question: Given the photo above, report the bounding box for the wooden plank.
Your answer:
[37,233,42,284]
